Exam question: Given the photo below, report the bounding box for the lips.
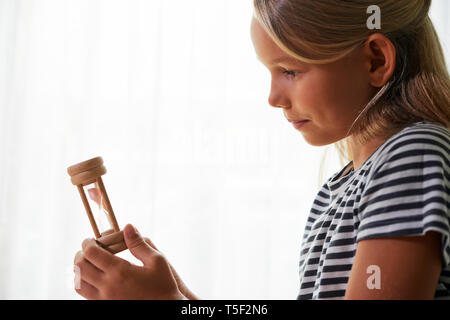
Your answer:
[289,119,310,130]
[287,119,309,123]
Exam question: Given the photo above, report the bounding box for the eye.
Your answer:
[282,69,300,79]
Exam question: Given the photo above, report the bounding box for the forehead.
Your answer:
[250,17,302,67]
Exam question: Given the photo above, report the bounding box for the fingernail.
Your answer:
[125,225,137,237]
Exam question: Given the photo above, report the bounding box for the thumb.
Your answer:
[123,224,157,266]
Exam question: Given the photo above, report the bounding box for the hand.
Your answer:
[74,224,186,300]
[141,236,200,300]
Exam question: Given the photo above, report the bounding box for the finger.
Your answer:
[123,224,159,266]
[74,250,83,265]
[82,238,94,252]
[143,237,160,251]
[82,238,120,272]
[82,237,110,253]
[74,251,104,288]
[75,279,100,300]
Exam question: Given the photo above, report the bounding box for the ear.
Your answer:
[362,33,396,88]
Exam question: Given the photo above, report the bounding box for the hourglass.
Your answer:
[67,156,127,254]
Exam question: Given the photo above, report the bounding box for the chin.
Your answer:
[303,137,331,147]
[295,122,345,146]
[301,132,342,147]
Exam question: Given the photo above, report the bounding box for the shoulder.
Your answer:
[371,122,449,175]
[358,121,449,205]
[380,122,448,154]
[355,122,450,275]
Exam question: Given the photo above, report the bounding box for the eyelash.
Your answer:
[282,69,300,79]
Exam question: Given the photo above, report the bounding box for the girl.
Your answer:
[74,0,450,300]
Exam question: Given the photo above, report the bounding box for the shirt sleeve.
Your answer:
[356,127,450,267]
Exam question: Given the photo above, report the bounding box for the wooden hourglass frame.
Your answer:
[67,156,127,254]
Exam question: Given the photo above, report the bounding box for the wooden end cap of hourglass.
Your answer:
[96,229,127,254]
[67,156,127,255]
[67,156,107,186]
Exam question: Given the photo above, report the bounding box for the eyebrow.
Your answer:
[257,55,305,67]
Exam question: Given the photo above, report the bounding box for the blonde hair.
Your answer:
[253,0,450,186]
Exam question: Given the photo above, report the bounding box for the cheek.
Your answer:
[291,72,345,116]
[294,70,368,121]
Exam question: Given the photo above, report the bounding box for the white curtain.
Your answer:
[0,0,448,299]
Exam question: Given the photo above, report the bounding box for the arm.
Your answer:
[345,230,442,299]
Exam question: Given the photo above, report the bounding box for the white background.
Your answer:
[0,0,448,299]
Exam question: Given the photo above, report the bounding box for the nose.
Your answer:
[268,79,290,109]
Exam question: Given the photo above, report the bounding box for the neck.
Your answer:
[347,135,386,171]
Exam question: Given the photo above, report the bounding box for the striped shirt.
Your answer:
[297,121,450,300]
